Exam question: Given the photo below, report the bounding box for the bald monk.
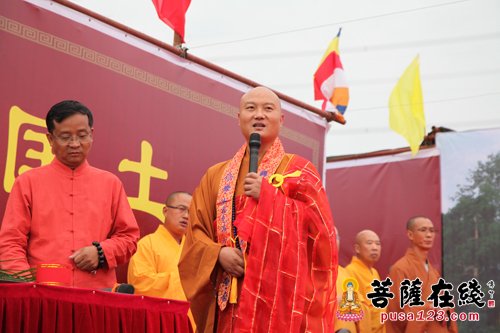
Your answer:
[386,217,458,333]
[178,87,337,332]
[346,230,385,333]
[128,191,196,330]
[335,227,371,333]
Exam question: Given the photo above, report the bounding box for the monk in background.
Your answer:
[386,216,458,333]
[346,230,385,333]
[128,191,195,330]
[335,227,371,333]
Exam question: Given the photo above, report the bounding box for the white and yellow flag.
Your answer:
[389,55,426,156]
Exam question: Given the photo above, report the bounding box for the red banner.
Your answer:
[0,0,327,282]
[325,148,442,278]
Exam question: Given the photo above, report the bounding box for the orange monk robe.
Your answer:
[334,266,372,333]
[127,225,196,330]
[179,141,337,333]
[0,158,139,289]
[386,248,458,333]
[346,256,386,333]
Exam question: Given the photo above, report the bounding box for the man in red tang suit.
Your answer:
[0,100,139,289]
[179,86,338,333]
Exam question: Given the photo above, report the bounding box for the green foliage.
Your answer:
[443,152,500,331]
[0,268,36,283]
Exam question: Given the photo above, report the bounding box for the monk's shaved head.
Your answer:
[354,229,381,267]
[355,230,379,244]
[406,216,435,251]
[240,86,281,109]
[165,191,191,206]
[407,216,429,230]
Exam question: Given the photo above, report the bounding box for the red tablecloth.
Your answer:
[0,283,192,333]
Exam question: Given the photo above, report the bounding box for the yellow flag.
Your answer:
[389,55,426,156]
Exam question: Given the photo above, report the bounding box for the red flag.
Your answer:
[151,0,191,43]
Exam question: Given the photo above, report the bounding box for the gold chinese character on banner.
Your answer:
[118,140,168,222]
[3,106,53,193]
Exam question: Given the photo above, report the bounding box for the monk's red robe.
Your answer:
[179,139,337,333]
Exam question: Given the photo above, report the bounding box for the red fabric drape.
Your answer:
[231,155,337,332]
[0,283,192,333]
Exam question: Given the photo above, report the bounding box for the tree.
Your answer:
[443,152,500,332]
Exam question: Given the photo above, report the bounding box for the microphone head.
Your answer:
[249,132,261,149]
[115,283,135,294]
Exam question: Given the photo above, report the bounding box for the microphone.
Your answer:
[249,133,261,173]
[103,283,135,294]
[115,283,135,294]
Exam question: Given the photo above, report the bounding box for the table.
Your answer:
[0,283,192,333]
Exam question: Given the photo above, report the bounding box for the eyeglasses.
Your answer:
[53,132,92,145]
[166,205,189,214]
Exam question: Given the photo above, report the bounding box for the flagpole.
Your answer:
[324,111,346,124]
[173,32,183,48]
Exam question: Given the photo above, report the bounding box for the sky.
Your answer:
[74,0,500,156]
[438,128,500,212]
